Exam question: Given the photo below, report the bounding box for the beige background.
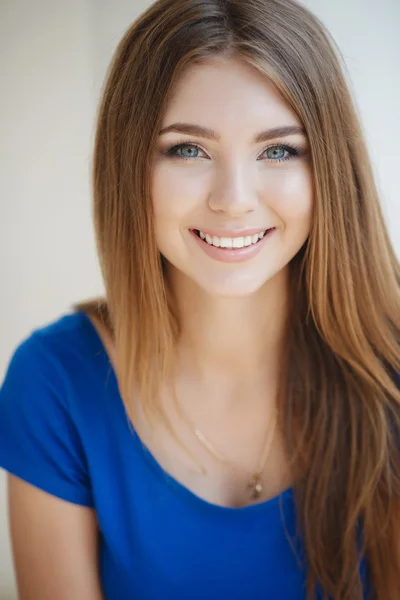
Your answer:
[0,0,399,597]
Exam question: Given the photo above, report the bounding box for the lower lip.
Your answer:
[189,228,276,263]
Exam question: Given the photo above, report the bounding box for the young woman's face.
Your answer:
[151,56,313,297]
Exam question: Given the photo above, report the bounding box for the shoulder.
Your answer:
[18,309,104,365]
[3,310,109,393]
[0,310,111,507]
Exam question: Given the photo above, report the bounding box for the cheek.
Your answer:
[152,160,314,231]
[266,168,313,228]
[151,164,200,258]
[152,163,204,227]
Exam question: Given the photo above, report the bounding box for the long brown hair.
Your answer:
[74,0,400,597]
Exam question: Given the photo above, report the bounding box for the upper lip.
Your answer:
[190,226,274,238]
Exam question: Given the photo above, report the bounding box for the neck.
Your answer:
[167,266,290,389]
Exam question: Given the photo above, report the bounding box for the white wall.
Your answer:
[0,1,99,598]
[0,0,398,597]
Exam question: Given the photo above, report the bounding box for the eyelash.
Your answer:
[162,141,303,163]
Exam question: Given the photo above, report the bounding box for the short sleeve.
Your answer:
[0,333,94,507]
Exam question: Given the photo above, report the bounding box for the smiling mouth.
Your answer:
[192,228,275,249]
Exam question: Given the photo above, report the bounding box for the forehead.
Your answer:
[161,57,300,132]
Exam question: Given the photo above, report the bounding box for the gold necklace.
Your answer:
[194,409,278,500]
[169,381,278,501]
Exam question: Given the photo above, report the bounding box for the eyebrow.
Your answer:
[158,122,307,143]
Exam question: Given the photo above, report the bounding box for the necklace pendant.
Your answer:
[248,473,263,500]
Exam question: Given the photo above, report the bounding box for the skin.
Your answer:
[152,56,313,397]
[140,56,314,506]
[7,475,104,600]
[7,56,314,597]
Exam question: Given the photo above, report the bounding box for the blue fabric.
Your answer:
[0,310,378,599]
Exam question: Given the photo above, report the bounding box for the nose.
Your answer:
[207,161,259,216]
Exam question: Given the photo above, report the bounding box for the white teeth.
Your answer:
[196,230,268,249]
[221,237,233,248]
[232,237,245,248]
[244,236,252,247]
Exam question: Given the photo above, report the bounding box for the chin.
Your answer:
[190,270,277,298]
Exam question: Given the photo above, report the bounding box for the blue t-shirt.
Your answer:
[0,310,375,599]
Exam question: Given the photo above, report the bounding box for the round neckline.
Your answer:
[79,309,294,515]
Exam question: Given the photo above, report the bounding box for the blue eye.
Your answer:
[264,146,294,162]
[163,142,302,163]
[164,144,206,160]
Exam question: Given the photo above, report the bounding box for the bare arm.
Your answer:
[7,474,105,600]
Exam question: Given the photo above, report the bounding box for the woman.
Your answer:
[0,0,399,598]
